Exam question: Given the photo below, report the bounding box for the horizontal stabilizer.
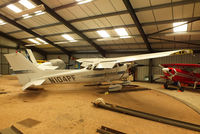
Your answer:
[22,79,45,91]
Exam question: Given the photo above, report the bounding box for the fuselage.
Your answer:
[39,64,129,85]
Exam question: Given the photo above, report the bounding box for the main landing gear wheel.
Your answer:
[177,82,184,92]
[164,81,168,89]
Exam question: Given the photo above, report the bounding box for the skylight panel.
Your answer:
[97,30,110,38]
[76,0,93,4]
[0,20,6,25]
[28,39,40,44]
[36,38,48,44]
[114,28,128,36]
[62,34,77,42]
[19,0,35,9]
[173,22,188,32]
[7,4,22,13]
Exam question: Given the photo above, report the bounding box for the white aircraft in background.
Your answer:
[4,49,192,91]
[26,49,66,70]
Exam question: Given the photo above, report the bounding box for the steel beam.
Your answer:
[149,37,200,46]
[51,0,198,21]
[69,10,128,23]
[53,2,77,11]
[123,0,153,52]
[8,17,200,35]
[19,28,200,40]
[3,0,198,24]
[45,40,200,49]
[0,13,72,56]
[32,0,106,57]
[135,0,199,12]
[0,44,20,49]
[0,31,47,56]
[41,30,200,39]
[148,18,200,36]
[49,50,150,55]
[52,0,197,12]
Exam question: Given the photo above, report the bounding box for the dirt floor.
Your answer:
[0,75,200,134]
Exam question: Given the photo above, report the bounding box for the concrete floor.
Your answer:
[0,75,200,134]
[134,82,200,114]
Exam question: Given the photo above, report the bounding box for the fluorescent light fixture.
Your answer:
[0,20,6,25]
[22,14,32,19]
[36,38,48,44]
[19,0,35,9]
[62,34,74,41]
[25,44,35,46]
[97,37,118,41]
[34,10,45,16]
[173,22,188,32]
[55,41,69,44]
[97,30,110,38]
[28,39,40,44]
[7,4,22,13]
[76,0,93,4]
[120,36,132,39]
[115,28,128,36]
[69,40,78,42]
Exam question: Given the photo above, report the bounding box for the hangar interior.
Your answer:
[0,0,200,134]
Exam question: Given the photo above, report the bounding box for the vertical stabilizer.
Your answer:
[4,52,40,73]
[4,52,43,90]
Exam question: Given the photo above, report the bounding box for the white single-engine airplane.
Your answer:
[4,49,192,91]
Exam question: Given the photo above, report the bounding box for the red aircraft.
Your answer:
[160,64,200,92]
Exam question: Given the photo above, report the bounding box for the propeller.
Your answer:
[159,64,177,80]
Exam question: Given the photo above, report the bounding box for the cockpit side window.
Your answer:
[118,63,124,67]
[113,64,118,68]
[86,64,93,70]
[93,65,104,70]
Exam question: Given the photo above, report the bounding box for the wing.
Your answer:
[77,49,193,69]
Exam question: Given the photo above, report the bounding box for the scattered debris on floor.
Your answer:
[0,125,23,134]
[17,118,41,128]
[0,89,8,95]
[97,126,126,134]
[0,92,7,95]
